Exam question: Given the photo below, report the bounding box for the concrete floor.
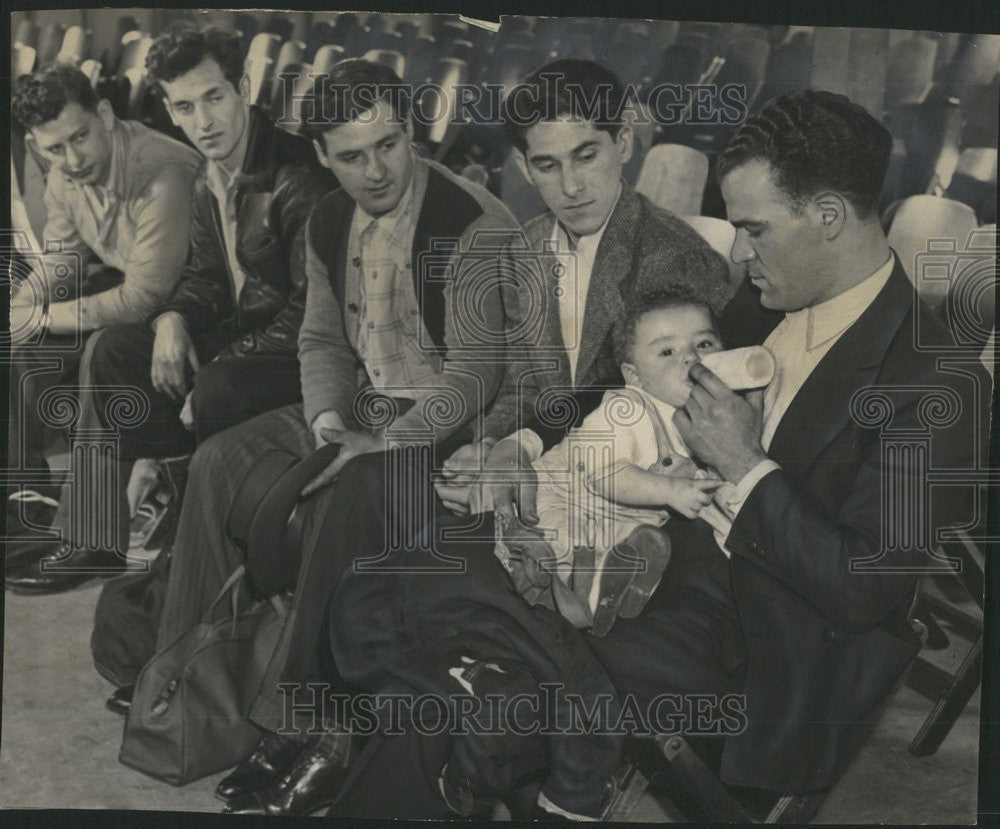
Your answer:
[0,575,982,822]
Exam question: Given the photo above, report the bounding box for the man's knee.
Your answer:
[88,323,151,383]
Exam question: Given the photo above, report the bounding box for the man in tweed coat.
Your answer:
[436,58,732,521]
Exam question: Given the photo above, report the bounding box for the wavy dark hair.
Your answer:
[502,58,627,153]
[300,59,411,143]
[717,89,892,219]
[13,64,99,129]
[146,24,244,92]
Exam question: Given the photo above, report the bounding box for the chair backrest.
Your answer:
[274,40,305,79]
[13,43,37,78]
[944,224,996,358]
[635,144,710,218]
[312,44,345,78]
[245,34,282,106]
[955,147,998,184]
[886,195,981,310]
[679,215,745,290]
[56,25,90,65]
[80,59,102,88]
[361,49,405,79]
[14,18,39,50]
[424,57,469,145]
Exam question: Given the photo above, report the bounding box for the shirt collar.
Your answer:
[787,254,895,352]
[551,181,622,254]
[204,110,252,195]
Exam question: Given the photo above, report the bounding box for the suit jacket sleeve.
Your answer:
[725,354,986,633]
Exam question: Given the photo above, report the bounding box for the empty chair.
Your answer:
[680,215,744,290]
[14,18,39,50]
[80,59,102,88]
[946,147,998,224]
[422,57,469,146]
[886,33,938,108]
[12,43,37,79]
[56,25,91,65]
[245,33,282,106]
[312,44,345,78]
[275,40,305,73]
[886,195,980,309]
[362,48,405,79]
[635,143,710,217]
[35,23,66,67]
[446,38,475,66]
[270,62,311,130]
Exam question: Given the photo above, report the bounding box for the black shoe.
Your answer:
[215,731,305,803]
[105,685,134,716]
[6,489,58,537]
[222,743,349,816]
[4,537,59,573]
[5,544,127,594]
[591,525,672,637]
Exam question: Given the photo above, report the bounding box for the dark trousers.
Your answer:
[328,512,626,817]
[8,330,98,498]
[246,431,471,734]
[328,514,746,817]
[48,323,302,552]
[88,323,302,457]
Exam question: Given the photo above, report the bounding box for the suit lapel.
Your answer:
[765,258,914,473]
[575,183,642,386]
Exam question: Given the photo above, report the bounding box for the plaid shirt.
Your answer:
[347,159,440,398]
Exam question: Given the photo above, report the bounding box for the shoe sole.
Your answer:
[5,571,121,596]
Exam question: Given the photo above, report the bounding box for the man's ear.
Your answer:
[621,361,641,388]
[96,98,115,130]
[512,149,535,187]
[812,192,847,239]
[313,137,331,171]
[239,73,251,106]
[614,124,635,167]
[403,114,414,142]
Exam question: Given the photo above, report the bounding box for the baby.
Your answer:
[496,287,774,635]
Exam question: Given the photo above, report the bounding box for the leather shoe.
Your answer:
[105,685,134,716]
[4,537,58,573]
[5,544,127,594]
[215,731,305,803]
[222,743,349,815]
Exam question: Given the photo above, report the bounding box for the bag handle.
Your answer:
[205,564,247,621]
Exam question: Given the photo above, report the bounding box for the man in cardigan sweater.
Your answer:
[219,58,732,818]
[149,60,519,814]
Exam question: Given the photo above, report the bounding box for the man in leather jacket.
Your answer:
[6,25,337,594]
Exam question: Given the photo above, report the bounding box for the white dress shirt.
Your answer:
[713,255,896,555]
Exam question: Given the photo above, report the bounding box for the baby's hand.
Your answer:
[668,477,723,519]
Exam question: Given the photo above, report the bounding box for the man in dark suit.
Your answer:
[326,90,988,818]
